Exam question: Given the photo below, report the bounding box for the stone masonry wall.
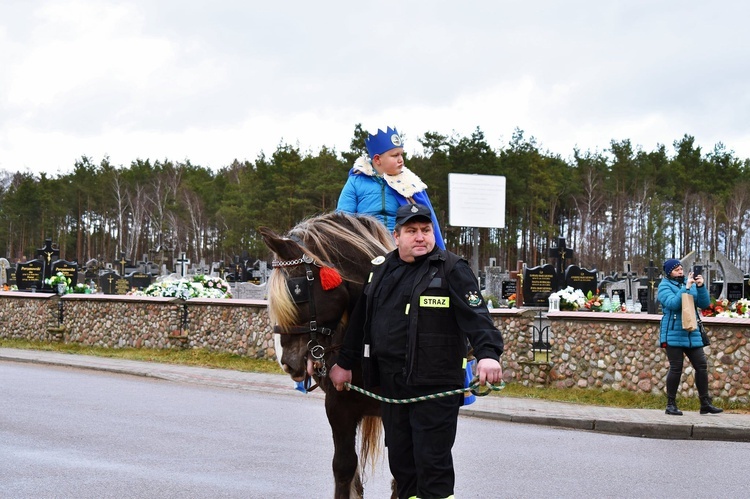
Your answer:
[1,293,748,402]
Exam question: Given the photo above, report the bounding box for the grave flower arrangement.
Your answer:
[702,297,750,318]
[136,275,233,300]
[69,282,96,294]
[549,286,586,311]
[582,290,604,311]
[507,293,516,308]
[45,272,71,291]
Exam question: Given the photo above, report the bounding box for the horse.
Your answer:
[260,212,397,499]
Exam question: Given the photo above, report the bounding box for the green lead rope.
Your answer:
[344,377,505,404]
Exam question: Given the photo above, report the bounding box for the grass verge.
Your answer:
[0,338,284,374]
[2,339,746,412]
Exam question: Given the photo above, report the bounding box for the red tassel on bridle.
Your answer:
[319,266,343,290]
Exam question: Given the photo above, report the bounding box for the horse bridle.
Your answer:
[272,253,342,378]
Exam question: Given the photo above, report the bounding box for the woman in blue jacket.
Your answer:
[337,126,445,249]
[657,258,722,415]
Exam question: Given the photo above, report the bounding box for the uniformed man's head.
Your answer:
[394,204,435,262]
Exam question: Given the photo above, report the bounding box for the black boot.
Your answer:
[665,398,683,416]
[700,396,723,415]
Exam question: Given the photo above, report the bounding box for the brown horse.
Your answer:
[260,212,396,499]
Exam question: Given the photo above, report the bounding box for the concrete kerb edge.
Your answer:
[0,354,163,381]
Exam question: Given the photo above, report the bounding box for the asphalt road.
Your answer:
[2,361,749,498]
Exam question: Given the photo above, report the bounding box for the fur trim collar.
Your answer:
[351,155,428,198]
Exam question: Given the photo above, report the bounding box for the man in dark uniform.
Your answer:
[330,203,504,499]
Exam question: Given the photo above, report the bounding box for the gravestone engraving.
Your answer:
[16,260,44,291]
[564,265,598,297]
[51,260,79,287]
[501,279,517,303]
[115,276,131,295]
[522,264,557,307]
[232,282,267,300]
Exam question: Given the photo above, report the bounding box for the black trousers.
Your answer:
[380,372,462,499]
[665,346,709,399]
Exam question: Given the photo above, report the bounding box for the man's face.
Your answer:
[372,147,404,176]
[394,219,435,262]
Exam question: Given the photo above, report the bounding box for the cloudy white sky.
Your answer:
[1,0,749,175]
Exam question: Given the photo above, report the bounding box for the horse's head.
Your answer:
[260,226,355,382]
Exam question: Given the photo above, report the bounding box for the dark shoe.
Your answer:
[666,399,683,416]
[700,397,723,415]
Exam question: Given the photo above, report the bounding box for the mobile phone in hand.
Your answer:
[693,265,703,276]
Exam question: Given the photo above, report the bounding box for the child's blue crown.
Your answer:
[365,127,403,157]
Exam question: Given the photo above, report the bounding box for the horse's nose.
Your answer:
[283,363,306,381]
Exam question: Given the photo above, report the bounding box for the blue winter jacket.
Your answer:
[657,276,710,347]
[337,170,446,249]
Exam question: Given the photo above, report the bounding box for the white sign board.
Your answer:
[448,173,506,228]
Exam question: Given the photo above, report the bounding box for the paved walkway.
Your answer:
[3,347,750,442]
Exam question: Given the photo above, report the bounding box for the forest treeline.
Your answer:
[2,125,749,277]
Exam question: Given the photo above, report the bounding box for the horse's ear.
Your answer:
[259,226,303,260]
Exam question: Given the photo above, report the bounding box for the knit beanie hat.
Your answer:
[663,258,682,275]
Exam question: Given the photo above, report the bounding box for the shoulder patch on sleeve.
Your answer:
[465,291,482,307]
[371,256,385,265]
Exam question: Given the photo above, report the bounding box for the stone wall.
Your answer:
[1,293,748,402]
[540,311,750,402]
[0,292,274,358]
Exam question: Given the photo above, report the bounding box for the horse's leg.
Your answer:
[326,391,363,499]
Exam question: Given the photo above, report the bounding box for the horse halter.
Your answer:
[272,253,341,377]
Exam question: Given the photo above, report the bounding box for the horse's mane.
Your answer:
[287,212,395,276]
[267,212,396,328]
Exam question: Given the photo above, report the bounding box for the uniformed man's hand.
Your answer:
[329,364,352,391]
[476,358,503,386]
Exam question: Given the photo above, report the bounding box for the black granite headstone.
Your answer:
[126,271,153,290]
[16,260,44,291]
[522,264,558,306]
[501,279,517,300]
[98,270,119,295]
[51,260,78,287]
[564,265,598,297]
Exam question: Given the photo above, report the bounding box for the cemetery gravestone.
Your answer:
[522,264,557,307]
[483,267,505,302]
[0,258,8,287]
[644,260,660,314]
[564,265,598,297]
[51,260,79,287]
[36,238,60,279]
[501,279,517,304]
[548,236,574,289]
[715,253,745,301]
[175,253,190,278]
[16,259,44,291]
[98,270,119,295]
[126,271,153,291]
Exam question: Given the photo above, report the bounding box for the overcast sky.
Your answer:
[1,1,749,175]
